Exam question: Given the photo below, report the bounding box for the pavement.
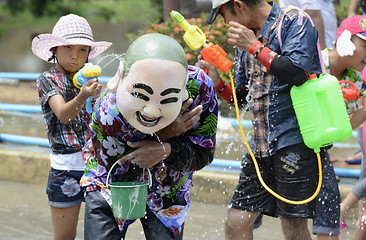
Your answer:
[1,180,360,240]
[0,145,360,240]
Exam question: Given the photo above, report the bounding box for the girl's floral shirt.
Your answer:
[322,48,364,114]
[80,65,218,237]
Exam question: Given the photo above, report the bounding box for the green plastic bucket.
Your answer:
[109,181,149,219]
[290,73,352,153]
[107,161,151,219]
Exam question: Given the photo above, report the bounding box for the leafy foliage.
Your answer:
[142,13,234,66]
[3,0,78,17]
[132,12,235,83]
[148,0,164,22]
[127,11,237,116]
[0,0,160,37]
[1,0,158,21]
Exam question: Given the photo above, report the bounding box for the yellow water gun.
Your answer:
[170,10,233,73]
[73,63,102,113]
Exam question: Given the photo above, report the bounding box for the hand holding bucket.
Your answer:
[106,159,152,219]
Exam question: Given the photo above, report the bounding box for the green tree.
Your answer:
[4,0,26,14]
[149,0,164,22]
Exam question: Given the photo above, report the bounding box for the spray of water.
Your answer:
[96,53,125,70]
[152,133,167,153]
[127,187,140,218]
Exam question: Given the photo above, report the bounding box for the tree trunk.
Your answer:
[163,0,180,21]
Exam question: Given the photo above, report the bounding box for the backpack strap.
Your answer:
[277,5,326,74]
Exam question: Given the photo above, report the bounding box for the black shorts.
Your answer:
[230,142,324,218]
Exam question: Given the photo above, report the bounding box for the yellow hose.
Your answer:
[228,69,322,205]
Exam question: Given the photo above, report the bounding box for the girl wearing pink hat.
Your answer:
[322,15,366,239]
[31,13,111,239]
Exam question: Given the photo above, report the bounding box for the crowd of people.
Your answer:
[29,0,366,239]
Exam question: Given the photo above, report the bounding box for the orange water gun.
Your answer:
[170,10,233,73]
[339,80,366,101]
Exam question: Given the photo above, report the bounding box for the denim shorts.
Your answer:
[230,143,322,218]
[46,168,84,208]
[312,152,340,236]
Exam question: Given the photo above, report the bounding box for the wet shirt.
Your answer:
[80,65,218,237]
[322,48,364,114]
[235,2,322,156]
[36,67,91,155]
[245,52,272,157]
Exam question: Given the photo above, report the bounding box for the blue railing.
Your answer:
[0,72,361,179]
[0,72,111,84]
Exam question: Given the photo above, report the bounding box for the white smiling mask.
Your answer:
[107,33,189,134]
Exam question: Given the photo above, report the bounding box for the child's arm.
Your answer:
[48,78,102,124]
[164,139,214,171]
[348,0,360,17]
[349,106,366,130]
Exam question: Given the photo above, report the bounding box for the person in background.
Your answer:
[31,14,111,240]
[278,0,337,49]
[348,0,366,16]
[199,1,340,239]
[200,0,325,239]
[80,33,218,240]
[325,16,366,240]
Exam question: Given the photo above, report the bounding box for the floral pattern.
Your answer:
[80,66,218,236]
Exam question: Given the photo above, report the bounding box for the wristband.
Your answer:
[219,83,233,103]
[74,97,82,106]
[218,82,227,94]
[214,78,233,102]
[215,78,226,93]
[249,40,264,56]
[256,47,277,70]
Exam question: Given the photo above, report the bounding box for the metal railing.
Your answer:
[0,72,361,179]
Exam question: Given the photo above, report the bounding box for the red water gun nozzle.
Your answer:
[339,80,363,101]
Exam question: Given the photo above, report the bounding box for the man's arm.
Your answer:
[164,138,215,171]
[305,10,326,49]
[118,139,214,171]
[348,0,360,16]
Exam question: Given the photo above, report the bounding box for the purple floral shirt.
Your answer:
[81,66,218,236]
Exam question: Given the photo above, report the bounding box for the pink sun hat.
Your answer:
[31,14,112,62]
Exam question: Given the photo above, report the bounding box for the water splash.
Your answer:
[114,201,124,218]
[127,186,141,218]
[153,133,167,154]
[0,116,4,128]
[96,53,125,69]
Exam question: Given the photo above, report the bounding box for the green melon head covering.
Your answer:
[124,33,188,74]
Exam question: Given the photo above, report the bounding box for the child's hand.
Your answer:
[80,78,102,100]
[118,141,171,169]
[195,54,220,86]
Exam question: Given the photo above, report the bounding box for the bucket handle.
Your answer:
[106,159,152,189]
